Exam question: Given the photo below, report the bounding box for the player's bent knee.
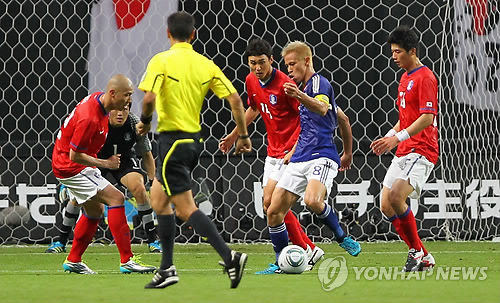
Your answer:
[303,196,324,214]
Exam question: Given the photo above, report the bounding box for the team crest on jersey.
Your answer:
[269,94,277,105]
[407,80,414,91]
[124,132,132,141]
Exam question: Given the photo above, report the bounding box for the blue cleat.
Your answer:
[339,236,361,256]
[255,263,283,275]
[148,240,162,253]
[46,241,66,254]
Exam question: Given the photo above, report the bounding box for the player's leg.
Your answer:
[266,178,311,251]
[383,155,429,257]
[145,177,178,289]
[380,186,411,247]
[303,158,360,256]
[120,170,161,252]
[47,185,81,253]
[62,197,102,274]
[267,186,300,262]
[388,178,424,271]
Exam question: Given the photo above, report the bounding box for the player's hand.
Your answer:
[370,136,399,156]
[234,137,252,155]
[107,154,121,170]
[283,82,300,99]
[136,122,151,136]
[339,152,352,171]
[219,134,238,154]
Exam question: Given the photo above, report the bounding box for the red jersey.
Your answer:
[52,92,109,178]
[396,66,439,164]
[246,68,301,158]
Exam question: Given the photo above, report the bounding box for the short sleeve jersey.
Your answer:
[52,92,109,178]
[139,42,237,133]
[396,66,439,164]
[290,73,340,165]
[97,112,152,159]
[246,68,301,158]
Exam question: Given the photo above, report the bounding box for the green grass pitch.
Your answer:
[0,242,498,303]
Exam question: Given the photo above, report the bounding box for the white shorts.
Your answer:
[56,167,111,205]
[277,157,338,199]
[262,156,286,187]
[383,153,434,199]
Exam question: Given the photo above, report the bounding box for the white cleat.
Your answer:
[63,259,97,274]
[304,245,325,271]
[419,252,435,271]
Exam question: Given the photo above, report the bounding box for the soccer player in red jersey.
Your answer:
[219,39,324,274]
[370,26,438,272]
[52,74,155,274]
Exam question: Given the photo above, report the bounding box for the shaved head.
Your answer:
[102,74,134,112]
[107,74,133,92]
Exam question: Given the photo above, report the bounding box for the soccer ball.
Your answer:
[278,245,308,274]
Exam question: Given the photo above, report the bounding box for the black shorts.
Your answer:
[101,155,147,187]
[156,131,203,196]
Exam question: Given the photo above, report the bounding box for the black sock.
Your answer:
[57,203,80,245]
[138,207,156,243]
[186,210,232,265]
[157,214,176,270]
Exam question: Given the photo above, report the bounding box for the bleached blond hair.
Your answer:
[281,41,313,68]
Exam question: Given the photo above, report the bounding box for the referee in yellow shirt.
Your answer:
[137,12,251,289]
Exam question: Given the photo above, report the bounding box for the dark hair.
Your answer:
[245,38,273,59]
[167,12,195,41]
[387,25,420,55]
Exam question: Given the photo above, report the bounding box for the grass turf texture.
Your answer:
[0,242,498,303]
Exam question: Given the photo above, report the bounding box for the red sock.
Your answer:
[398,209,423,251]
[108,206,133,263]
[284,211,308,250]
[67,215,99,263]
[390,216,410,247]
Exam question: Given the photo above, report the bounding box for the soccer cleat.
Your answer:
[63,259,97,274]
[403,248,424,272]
[255,263,283,275]
[46,241,66,254]
[305,246,325,271]
[419,252,435,271]
[120,255,156,274]
[144,265,179,289]
[222,251,248,288]
[148,240,162,253]
[339,236,361,256]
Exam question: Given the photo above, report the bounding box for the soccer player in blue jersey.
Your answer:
[266,41,361,263]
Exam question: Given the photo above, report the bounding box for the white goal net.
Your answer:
[1,0,499,245]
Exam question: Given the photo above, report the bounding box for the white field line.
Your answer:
[0,250,498,256]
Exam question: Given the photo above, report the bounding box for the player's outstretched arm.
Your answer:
[337,107,353,171]
[219,107,259,154]
[137,91,156,136]
[225,92,252,155]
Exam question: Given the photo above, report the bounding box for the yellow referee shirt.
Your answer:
[138,42,237,133]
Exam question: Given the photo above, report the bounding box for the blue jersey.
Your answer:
[290,73,340,165]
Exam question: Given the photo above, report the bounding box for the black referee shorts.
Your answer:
[101,155,147,187]
[156,131,203,196]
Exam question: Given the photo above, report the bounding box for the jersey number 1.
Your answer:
[261,103,273,119]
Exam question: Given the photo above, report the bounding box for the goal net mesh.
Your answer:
[0,0,498,245]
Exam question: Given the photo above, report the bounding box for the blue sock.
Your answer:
[269,223,288,263]
[317,203,346,242]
